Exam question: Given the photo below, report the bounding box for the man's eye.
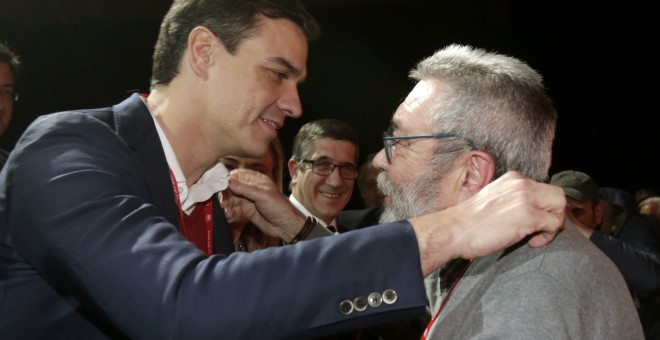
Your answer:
[273,70,288,81]
[0,87,14,97]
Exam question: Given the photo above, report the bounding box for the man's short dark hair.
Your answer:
[0,41,22,81]
[151,0,321,87]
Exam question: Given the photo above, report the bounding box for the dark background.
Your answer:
[1,0,657,210]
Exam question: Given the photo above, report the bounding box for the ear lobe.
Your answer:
[464,151,496,192]
[188,26,217,79]
[287,159,299,183]
[594,200,606,226]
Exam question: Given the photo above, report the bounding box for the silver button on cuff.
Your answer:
[382,289,398,304]
[339,299,354,315]
[354,296,368,312]
[368,292,383,308]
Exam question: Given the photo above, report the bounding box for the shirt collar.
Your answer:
[144,98,228,213]
[288,194,338,230]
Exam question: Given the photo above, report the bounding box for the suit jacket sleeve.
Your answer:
[1,106,426,339]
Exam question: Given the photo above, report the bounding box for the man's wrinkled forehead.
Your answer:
[402,81,435,113]
[392,80,438,133]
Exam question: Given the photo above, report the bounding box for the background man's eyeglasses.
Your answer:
[0,87,19,102]
[300,159,358,180]
[382,127,476,164]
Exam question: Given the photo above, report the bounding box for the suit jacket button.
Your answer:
[340,300,354,315]
[382,289,398,304]
[368,292,383,308]
[354,296,368,312]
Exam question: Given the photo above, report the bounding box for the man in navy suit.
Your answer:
[0,1,567,339]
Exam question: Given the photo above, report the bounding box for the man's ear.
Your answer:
[187,26,217,79]
[462,151,496,195]
[594,199,606,226]
[287,159,299,185]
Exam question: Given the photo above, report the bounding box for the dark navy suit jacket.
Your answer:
[0,94,426,339]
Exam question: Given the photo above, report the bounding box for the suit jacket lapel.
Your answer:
[112,93,179,227]
[112,93,234,255]
[212,195,235,255]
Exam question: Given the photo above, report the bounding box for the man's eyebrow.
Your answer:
[266,56,303,78]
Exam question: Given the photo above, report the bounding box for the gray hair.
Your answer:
[410,44,557,182]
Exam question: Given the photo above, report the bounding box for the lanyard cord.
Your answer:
[168,168,214,255]
[420,259,473,340]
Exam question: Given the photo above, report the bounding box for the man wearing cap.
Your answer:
[549,170,604,233]
[551,170,660,339]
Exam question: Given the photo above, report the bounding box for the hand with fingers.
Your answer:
[410,171,567,276]
[221,168,307,242]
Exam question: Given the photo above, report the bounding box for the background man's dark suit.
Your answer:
[337,206,384,232]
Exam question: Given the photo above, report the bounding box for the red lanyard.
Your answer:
[169,168,214,255]
[420,259,473,340]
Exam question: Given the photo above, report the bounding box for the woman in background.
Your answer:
[220,137,284,252]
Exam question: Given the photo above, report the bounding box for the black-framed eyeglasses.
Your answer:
[0,87,18,102]
[299,159,358,180]
[382,125,477,164]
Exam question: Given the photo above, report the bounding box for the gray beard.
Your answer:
[377,170,443,224]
